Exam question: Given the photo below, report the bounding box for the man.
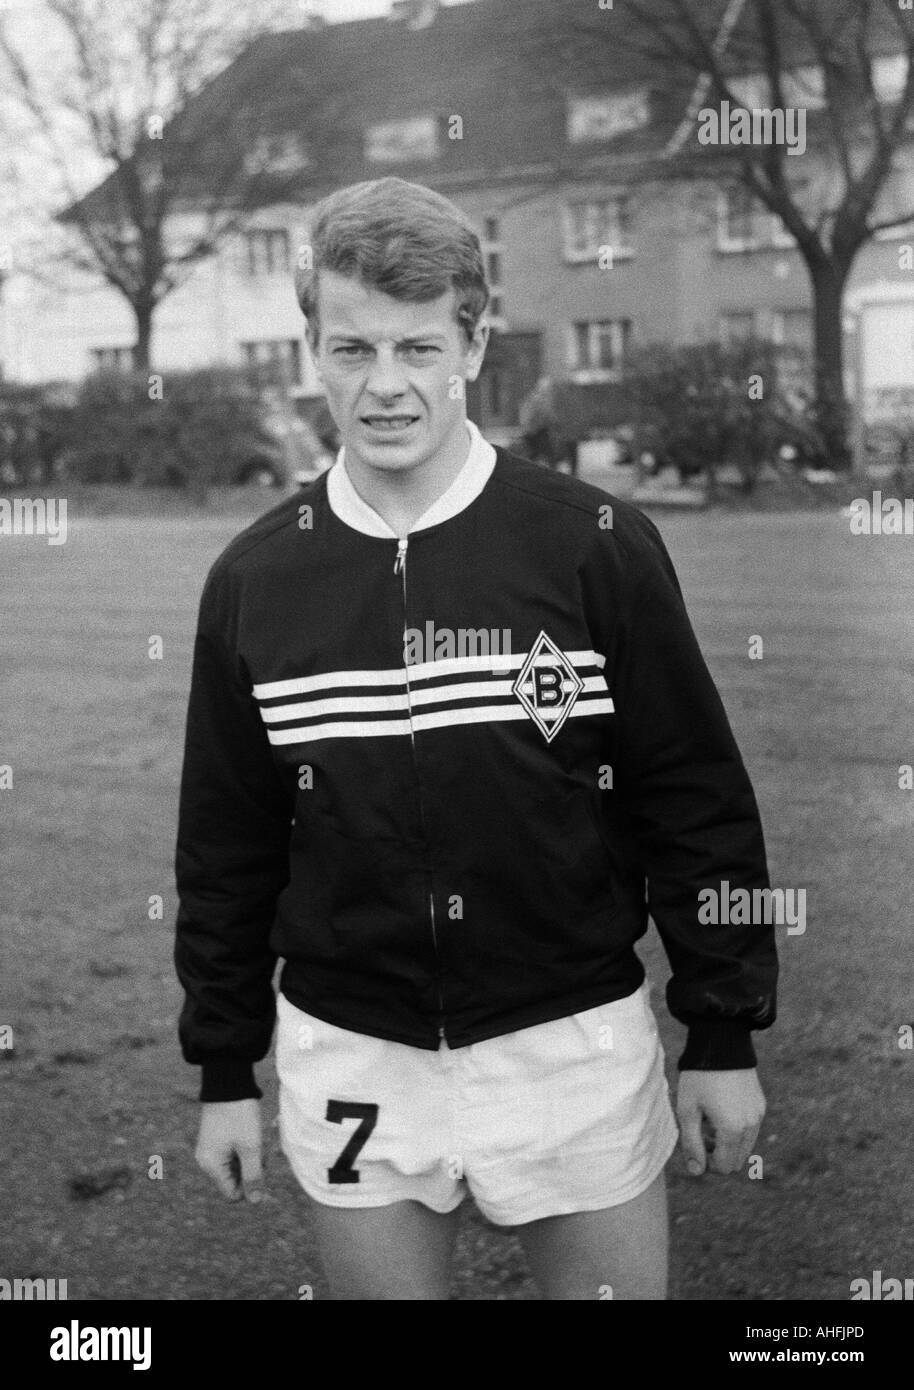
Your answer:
[174,176,777,1300]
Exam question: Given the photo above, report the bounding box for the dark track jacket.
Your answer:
[174,421,777,1102]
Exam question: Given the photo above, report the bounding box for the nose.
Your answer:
[364,345,408,400]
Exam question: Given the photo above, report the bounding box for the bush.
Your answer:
[62,367,292,497]
[620,339,821,492]
[0,381,77,487]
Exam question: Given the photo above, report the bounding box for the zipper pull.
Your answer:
[394,537,408,576]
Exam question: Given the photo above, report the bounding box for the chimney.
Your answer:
[389,0,441,30]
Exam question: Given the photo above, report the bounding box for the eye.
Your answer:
[334,345,370,358]
[402,345,439,360]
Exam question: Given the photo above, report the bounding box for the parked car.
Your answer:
[252,389,331,487]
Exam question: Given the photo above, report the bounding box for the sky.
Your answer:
[0,0,473,39]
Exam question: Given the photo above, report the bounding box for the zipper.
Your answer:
[429,892,445,1041]
[395,535,447,1042]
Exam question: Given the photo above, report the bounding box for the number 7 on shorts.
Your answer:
[325,1100,379,1184]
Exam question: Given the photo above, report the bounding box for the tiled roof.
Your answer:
[61,0,910,221]
[62,0,701,222]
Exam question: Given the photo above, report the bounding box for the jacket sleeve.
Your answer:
[611,512,778,1070]
[174,563,294,1102]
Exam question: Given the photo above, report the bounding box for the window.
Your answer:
[240,338,302,385]
[769,310,813,392]
[719,312,757,345]
[872,53,908,105]
[769,309,812,349]
[567,89,650,144]
[563,196,634,261]
[242,229,290,277]
[732,58,907,110]
[243,133,310,177]
[89,346,133,372]
[784,64,827,110]
[721,186,763,246]
[480,213,506,330]
[718,187,795,252]
[871,168,914,240]
[570,319,631,378]
[365,115,438,162]
[727,66,826,111]
[726,73,768,110]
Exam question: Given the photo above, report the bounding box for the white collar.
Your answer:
[326,417,497,539]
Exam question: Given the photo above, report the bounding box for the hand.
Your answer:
[195,1098,264,1202]
[676,1069,766,1177]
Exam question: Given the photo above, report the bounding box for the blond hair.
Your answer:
[295,177,489,345]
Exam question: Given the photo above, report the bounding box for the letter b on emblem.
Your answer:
[533,666,563,707]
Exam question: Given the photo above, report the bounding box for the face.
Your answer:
[305,270,488,477]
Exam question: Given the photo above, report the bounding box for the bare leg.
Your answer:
[515,1168,669,1300]
[307,1197,462,1300]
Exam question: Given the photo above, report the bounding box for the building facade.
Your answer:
[2,0,913,438]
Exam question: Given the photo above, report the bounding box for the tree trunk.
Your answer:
[132,302,153,373]
[808,259,852,472]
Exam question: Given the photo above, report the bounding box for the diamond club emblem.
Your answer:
[512,630,584,742]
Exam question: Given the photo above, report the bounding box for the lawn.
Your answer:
[1,500,911,1300]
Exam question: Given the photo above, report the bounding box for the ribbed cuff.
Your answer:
[678,1018,758,1071]
[199,1059,263,1103]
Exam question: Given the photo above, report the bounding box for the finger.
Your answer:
[676,1097,707,1176]
[733,1123,762,1172]
[238,1143,265,1204]
[741,1120,763,1164]
[197,1148,243,1201]
[708,1129,748,1175]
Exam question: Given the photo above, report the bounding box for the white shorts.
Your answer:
[275,982,679,1227]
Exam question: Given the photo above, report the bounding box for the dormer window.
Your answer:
[727,66,826,110]
[872,53,908,104]
[567,89,650,144]
[243,133,311,178]
[365,115,439,162]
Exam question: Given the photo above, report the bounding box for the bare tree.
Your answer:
[526,0,914,471]
[0,0,321,371]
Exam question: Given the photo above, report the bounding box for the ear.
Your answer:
[463,318,490,384]
[303,318,324,383]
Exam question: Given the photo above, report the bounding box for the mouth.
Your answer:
[360,414,420,434]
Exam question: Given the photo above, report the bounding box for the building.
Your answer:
[2,0,913,441]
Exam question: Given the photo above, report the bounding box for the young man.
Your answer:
[174,176,777,1300]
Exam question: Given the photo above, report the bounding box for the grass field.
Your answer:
[1,501,911,1300]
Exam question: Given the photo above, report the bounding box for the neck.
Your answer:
[343,419,472,536]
